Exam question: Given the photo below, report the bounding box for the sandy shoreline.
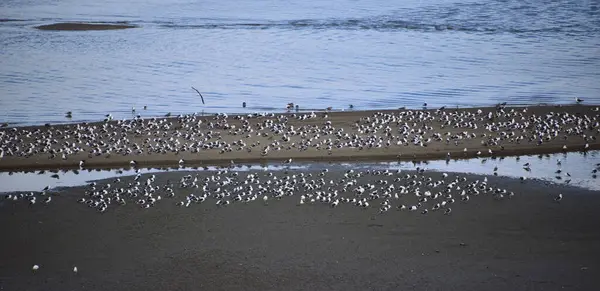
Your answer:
[1,168,599,290]
[0,105,598,171]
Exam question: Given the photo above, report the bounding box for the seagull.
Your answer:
[576,97,583,103]
[554,193,563,202]
[32,265,40,271]
[73,266,78,273]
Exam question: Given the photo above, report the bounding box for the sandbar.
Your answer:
[0,105,598,171]
[35,22,137,31]
[0,169,598,290]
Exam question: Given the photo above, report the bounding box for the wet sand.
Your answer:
[0,105,598,171]
[34,23,137,31]
[0,169,599,291]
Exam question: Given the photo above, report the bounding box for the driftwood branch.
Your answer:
[191,87,205,104]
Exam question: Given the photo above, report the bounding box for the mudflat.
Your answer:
[0,168,599,291]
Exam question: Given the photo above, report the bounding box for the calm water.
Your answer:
[1,0,599,126]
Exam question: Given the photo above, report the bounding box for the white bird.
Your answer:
[73,266,78,273]
[444,208,452,215]
[263,195,268,205]
[32,265,40,271]
[44,197,52,204]
[554,193,563,202]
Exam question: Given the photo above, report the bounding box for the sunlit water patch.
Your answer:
[339,151,600,191]
[0,151,598,193]
[0,164,308,193]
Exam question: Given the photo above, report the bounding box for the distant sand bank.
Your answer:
[34,22,137,31]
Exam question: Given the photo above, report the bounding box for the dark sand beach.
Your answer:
[34,23,137,31]
[1,105,599,171]
[1,168,599,291]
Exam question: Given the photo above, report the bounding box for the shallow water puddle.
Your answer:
[0,164,308,193]
[0,151,598,193]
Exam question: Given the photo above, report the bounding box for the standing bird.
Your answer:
[73,266,78,273]
[191,87,205,104]
[575,97,583,103]
[554,193,563,202]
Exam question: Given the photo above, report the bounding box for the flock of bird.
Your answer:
[5,162,572,217]
[0,105,598,167]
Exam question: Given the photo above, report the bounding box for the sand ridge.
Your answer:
[0,105,598,171]
[34,22,137,31]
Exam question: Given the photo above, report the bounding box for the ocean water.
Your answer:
[1,0,599,126]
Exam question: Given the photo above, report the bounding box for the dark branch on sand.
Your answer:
[191,87,205,104]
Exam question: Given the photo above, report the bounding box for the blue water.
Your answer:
[1,0,599,126]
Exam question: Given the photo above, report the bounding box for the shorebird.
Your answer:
[554,193,563,202]
[576,97,583,103]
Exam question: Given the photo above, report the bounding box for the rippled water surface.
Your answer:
[1,0,599,125]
